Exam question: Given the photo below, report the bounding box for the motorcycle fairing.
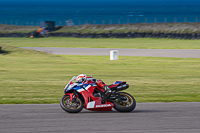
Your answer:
[65,83,113,111]
[78,84,113,111]
[113,81,126,85]
[109,81,127,89]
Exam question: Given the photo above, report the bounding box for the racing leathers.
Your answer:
[95,79,112,95]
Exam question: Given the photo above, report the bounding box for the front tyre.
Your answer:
[113,92,136,112]
[60,95,83,113]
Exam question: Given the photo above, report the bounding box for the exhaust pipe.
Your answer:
[116,84,129,91]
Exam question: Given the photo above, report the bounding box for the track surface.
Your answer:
[22,47,200,58]
[0,103,199,133]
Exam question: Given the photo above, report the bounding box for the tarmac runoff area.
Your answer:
[0,103,200,133]
[21,47,200,58]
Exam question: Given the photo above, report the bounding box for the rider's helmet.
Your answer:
[76,74,86,83]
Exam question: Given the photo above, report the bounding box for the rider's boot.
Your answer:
[103,85,113,96]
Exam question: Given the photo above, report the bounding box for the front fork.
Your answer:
[65,90,78,102]
[71,92,77,103]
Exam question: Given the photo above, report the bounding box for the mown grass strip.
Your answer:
[0,24,38,33]
[1,37,200,49]
[53,23,200,34]
[2,23,200,34]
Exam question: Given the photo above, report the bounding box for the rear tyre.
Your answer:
[113,92,136,112]
[60,95,83,113]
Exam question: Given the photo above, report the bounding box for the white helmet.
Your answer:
[76,74,86,83]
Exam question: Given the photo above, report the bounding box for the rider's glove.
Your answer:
[96,79,106,88]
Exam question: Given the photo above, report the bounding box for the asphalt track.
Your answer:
[22,47,200,58]
[0,102,200,133]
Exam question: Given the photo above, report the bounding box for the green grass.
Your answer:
[0,24,38,33]
[54,23,200,34]
[0,37,200,49]
[2,23,200,34]
[0,44,200,104]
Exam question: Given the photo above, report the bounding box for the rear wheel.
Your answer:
[113,92,136,112]
[60,95,83,113]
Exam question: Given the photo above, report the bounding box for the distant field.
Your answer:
[54,23,200,34]
[0,44,199,104]
[0,37,200,49]
[0,24,37,33]
[1,23,200,34]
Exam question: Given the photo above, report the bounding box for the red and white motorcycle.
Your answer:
[60,75,136,113]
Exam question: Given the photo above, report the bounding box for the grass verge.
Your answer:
[0,37,200,49]
[0,44,200,104]
[0,24,38,33]
[53,23,200,34]
[2,23,200,34]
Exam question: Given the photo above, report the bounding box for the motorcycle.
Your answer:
[60,75,136,113]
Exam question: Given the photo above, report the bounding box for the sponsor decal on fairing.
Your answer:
[87,101,112,108]
[96,104,112,108]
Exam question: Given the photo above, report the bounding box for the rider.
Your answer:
[75,74,112,95]
[75,74,87,83]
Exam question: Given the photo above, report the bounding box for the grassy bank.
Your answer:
[0,24,38,33]
[0,44,199,104]
[1,23,200,34]
[54,23,200,34]
[0,37,200,49]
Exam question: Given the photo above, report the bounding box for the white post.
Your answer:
[110,50,118,60]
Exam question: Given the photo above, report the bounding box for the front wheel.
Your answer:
[113,92,136,112]
[60,95,83,113]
